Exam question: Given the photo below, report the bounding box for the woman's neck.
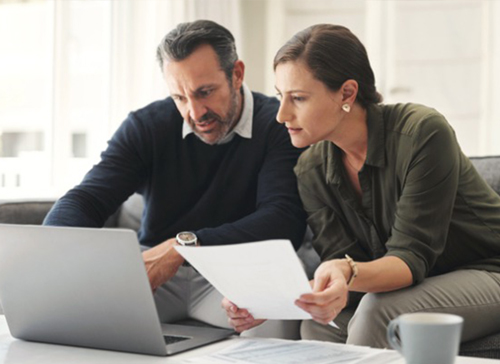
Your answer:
[332,103,368,169]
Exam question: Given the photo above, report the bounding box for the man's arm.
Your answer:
[44,113,150,227]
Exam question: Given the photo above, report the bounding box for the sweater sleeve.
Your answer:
[194,122,307,250]
[43,113,150,227]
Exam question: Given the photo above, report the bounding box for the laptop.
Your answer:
[0,224,234,356]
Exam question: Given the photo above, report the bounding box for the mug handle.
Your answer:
[387,318,402,354]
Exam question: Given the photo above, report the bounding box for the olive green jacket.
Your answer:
[295,103,500,284]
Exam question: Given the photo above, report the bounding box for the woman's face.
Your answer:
[275,61,346,148]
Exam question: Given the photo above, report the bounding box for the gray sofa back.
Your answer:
[470,156,500,195]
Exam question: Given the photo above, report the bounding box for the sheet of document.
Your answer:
[182,338,402,364]
[175,240,313,320]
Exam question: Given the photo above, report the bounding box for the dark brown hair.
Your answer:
[274,24,382,107]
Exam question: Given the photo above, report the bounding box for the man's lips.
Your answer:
[194,119,216,132]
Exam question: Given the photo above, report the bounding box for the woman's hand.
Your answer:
[295,260,349,324]
[221,298,266,333]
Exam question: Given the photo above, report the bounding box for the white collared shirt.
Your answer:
[182,83,254,144]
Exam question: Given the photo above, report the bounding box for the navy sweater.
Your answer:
[44,93,306,249]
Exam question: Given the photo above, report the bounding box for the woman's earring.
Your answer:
[342,104,351,113]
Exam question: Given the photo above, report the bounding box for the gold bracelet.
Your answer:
[345,254,358,287]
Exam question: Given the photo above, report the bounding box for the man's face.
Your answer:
[163,44,244,145]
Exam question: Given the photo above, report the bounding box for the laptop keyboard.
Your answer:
[164,335,190,345]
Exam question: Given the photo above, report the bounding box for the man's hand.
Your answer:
[142,237,184,292]
[295,260,349,324]
[221,298,266,333]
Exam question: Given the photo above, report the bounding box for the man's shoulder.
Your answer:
[251,91,279,121]
[131,97,182,124]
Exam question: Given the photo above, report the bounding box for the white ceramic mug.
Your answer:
[387,313,463,364]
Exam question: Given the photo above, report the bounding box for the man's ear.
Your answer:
[232,60,245,89]
[340,79,359,104]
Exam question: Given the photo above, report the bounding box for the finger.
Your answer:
[221,297,234,310]
[226,309,251,320]
[300,279,345,305]
[295,297,342,321]
[228,315,256,330]
[312,273,329,293]
[230,318,265,333]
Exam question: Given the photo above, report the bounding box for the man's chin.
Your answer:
[194,131,223,145]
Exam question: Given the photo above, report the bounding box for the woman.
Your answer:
[223,24,500,348]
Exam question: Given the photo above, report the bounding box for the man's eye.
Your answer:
[172,95,185,102]
[199,89,213,97]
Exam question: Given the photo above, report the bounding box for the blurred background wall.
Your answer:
[1,0,499,198]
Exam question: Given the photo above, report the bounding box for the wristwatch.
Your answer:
[176,231,198,267]
[176,231,198,247]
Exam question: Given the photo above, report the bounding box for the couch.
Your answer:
[0,156,499,358]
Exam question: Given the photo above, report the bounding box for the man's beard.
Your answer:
[190,86,240,145]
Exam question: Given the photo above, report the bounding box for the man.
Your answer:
[44,20,306,332]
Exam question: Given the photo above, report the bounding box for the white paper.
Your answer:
[175,240,313,320]
[183,338,402,364]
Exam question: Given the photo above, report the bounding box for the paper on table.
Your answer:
[175,240,313,320]
[183,338,403,364]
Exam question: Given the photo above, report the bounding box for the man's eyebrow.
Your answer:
[194,84,217,92]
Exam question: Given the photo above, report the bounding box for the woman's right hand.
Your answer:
[221,298,266,333]
[295,260,349,324]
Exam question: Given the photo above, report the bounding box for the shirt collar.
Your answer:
[364,103,386,169]
[325,103,386,184]
[182,83,253,143]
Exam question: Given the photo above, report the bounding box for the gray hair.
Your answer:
[156,20,238,82]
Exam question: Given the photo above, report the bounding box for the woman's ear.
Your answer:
[340,79,358,104]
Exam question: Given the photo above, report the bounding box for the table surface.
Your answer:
[1,315,499,364]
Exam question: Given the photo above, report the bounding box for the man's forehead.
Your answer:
[164,71,225,96]
[163,50,227,94]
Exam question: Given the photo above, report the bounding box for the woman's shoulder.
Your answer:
[380,102,452,137]
[294,141,333,177]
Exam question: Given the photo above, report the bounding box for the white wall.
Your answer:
[243,0,500,157]
[1,0,499,198]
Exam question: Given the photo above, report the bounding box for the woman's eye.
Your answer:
[293,96,305,102]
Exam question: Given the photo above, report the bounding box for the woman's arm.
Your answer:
[295,256,412,324]
[338,255,412,293]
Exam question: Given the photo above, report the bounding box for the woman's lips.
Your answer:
[287,127,302,135]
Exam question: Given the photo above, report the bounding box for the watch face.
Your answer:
[177,231,197,245]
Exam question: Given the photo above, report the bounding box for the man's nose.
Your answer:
[187,99,207,122]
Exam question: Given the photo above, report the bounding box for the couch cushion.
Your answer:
[0,201,54,225]
[470,156,500,196]
[117,194,143,231]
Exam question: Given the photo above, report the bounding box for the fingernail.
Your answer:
[231,305,237,313]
